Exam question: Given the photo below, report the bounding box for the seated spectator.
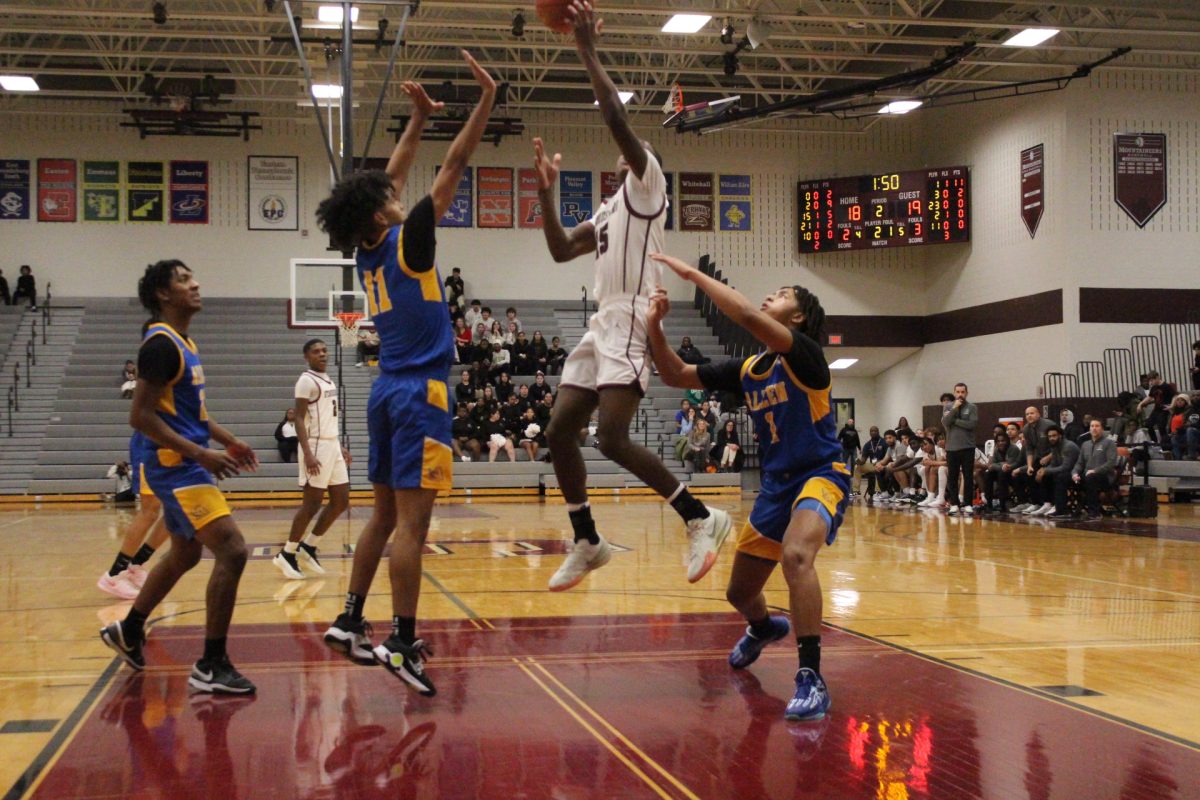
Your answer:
[1039,425,1080,519]
[491,342,512,378]
[712,418,742,472]
[120,360,137,399]
[685,418,712,473]
[1073,419,1118,519]
[894,416,915,441]
[511,331,534,375]
[472,321,488,345]
[536,391,554,428]
[505,306,523,333]
[518,407,544,462]
[275,408,299,462]
[0,268,9,306]
[674,399,692,431]
[1076,415,1095,445]
[451,403,482,462]
[530,331,550,374]
[11,265,36,309]
[676,336,709,365]
[981,431,1020,512]
[464,299,483,332]
[674,407,697,463]
[475,340,495,376]
[502,393,525,433]
[515,383,532,412]
[447,299,465,326]
[472,385,499,426]
[527,371,550,404]
[494,372,515,403]
[1137,370,1177,443]
[1169,393,1200,460]
[453,318,473,363]
[487,320,506,349]
[547,336,567,375]
[479,306,495,332]
[503,321,519,347]
[444,267,465,308]
[1059,408,1084,443]
[871,429,899,500]
[483,408,517,463]
[107,460,135,504]
[697,400,718,430]
[454,370,478,410]
[856,426,886,497]
[355,328,380,367]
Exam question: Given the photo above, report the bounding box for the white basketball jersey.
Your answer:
[295,371,339,440]
[588,151,668,305]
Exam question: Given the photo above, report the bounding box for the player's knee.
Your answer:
[780,541,817,576]
[595,429,632,462]
[725,582,755,608]
[172,543,203,572]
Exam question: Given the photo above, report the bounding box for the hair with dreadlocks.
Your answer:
[138,259,188,323]
[315,170,393,251]
[790,285,826,344]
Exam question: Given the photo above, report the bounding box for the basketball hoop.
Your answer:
[662,83,684,116]
[335,312,363,348]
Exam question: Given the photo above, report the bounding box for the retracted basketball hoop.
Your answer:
[335,311,364,348]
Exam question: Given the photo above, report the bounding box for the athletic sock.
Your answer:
[283,541,299,554]
[567,504,600,545]
[797,635,822,674]
[344,592,365,621]
[130,544,156,566]
[202,637,227,663]
[123,607,149,640]
[109,552,133,577]
[391,615,416,645]
[302,532,320,547]
[668,487,709,523]
[748,615,775,639]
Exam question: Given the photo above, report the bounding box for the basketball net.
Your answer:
[335,312,363,348]
[662,83,684,116]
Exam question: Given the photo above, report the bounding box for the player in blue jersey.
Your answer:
[101,259,259,694]
[645,253,848,722]
[314,52,496,697]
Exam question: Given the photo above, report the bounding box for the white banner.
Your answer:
[248,155,298,231]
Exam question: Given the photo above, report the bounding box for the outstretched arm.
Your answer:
[650,254,793,354]
[532,138,596,262]
[645,288,703,389]
[568,1,648,180]
[387,82,443,196]
[429,51,497,219]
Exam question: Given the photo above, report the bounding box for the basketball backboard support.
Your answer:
[288,257,373,329]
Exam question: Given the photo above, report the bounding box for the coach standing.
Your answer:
[942,382,979,514]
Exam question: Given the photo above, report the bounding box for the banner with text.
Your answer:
[82,161,120,222]
[1020,144,1044,238]
[37,159,77,223]
[477,167,513,229]
[718,174,752,232]
[0,160,31,221]
[126,161,164,223]
[1113,132,1167,228]
[248,156,298,230]
[678,172,713,232]
[170,161,209,224]
[517,168,544,229]
[559,171,593,228]
[438,167,473,228]
[600,171,621,202]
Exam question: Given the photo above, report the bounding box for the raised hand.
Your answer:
[649,253,698,281]
[402,81,444,117]
[567,1,603,52]
[647,287,671,327]
[461,49,497,95]
[532,138,561,191]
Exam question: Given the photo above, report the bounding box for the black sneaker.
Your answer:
[374,636,436,696]
[188,656,256,694]
[323,613,376,665]
[296,542,326,575]
[101,621,145,670]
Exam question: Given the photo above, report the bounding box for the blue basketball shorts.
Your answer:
[139,445,231,539]
[737,462,852,562]
[367,373,453,491]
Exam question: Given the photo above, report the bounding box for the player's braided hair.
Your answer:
[315,170,393,251]
[138,259,188,319]
[790,285,826,344]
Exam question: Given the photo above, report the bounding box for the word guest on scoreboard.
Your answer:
[797,166,970,253]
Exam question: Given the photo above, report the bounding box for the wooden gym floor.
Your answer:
[1,495,1198,799]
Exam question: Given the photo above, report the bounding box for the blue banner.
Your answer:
[719,200,752,231]
[439,167,474,228]
[0,160,31,220]
[559,170,593,228]
[170,160,209,224]
[719,174,752,196]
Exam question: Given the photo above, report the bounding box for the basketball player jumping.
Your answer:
[533,0,730,592]
[315,54,496,697]
[646,253,848,722]
[273,338,351,580]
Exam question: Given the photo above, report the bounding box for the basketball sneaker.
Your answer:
[323,613,377,665]
[728,616,790,669]
[548,536,612,591]
[273,551,305,580]
[188,656,256,694]
[785,668,831,722]
[97,571,139,600]
[685,506,733,583]
[374,636,436,696]
[100,621,145,670]
[124,564,148,588]
[296,542,326,575]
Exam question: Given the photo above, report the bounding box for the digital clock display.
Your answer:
[797,166,970,253]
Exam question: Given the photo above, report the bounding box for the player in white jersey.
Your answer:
[273,338,351,579]
[532,1,730,593]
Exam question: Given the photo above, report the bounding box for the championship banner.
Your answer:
[248,156,298,231]
[600,171,621,203]
[1020,144,1044,239]
[438,166,473,228]
[718,174,752,232]
[170,161,209,224]
[517,168,544,229]
[559,170,593,228]
[678,172,713,232]
[126,161,165,223]
[0,160,31,220]
[476,167,513,229]
[82,161,120,222]
[37,159,77,222]
[1113,133,1167,228]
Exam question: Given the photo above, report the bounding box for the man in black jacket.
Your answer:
[1073,419,1118,520]
[1041,426,1081,520]
[837,419,861,468]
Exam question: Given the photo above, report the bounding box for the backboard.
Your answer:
[288,258,373,329]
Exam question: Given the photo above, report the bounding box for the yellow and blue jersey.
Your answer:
[138,321,210,447]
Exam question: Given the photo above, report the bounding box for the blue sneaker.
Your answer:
[785,668,831,721]
[728,616,790,669]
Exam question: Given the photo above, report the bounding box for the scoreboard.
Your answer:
[798,166,970,254]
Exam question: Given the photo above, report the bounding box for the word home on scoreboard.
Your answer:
[798,166,970,254]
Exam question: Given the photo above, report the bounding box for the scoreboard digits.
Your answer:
[798,167,970,254]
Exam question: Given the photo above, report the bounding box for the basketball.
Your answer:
[536,0,576,34]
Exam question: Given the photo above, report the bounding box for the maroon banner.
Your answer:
[600,171,621,202]
[517,168,543,229]
[37,158,77,222]
[1113,133,1167,228]
[1020,144,1044,239]
[678,172,713,232]
[476,167,513,229]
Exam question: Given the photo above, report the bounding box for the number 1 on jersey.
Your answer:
[362,267,393,317]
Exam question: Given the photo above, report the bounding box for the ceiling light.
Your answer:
[311,83,343,99]
[829,358,858,370]
[151,1,167,25]
[720,20,735,46]
[0,75,40,92]
[745,19,771,49]
[318,5,359,24]
[594,91,634,105]
[662,14,711,34]
[879,100,923,115]
[1003,28,1059,47]
[511,10,525,37]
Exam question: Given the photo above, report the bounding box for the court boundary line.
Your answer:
[421,569,484,629]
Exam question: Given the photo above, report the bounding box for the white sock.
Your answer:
[566,501,588,513]
[283,541,299,554]
[664,484,685,504]
[302,532,320,547]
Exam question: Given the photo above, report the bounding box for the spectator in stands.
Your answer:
[1169,393,1200,460]
[494,371,515,403]
[472,321,488,345]
[108,460,136,504]
[503,321,519,347]
[1113,390,1145,443]
[519,407,544,462]
[941,383,978,515]
[447,299,465,326]
[685,418,712,473]
[1138,370,1177,443]
[120,360,137,399]
[444,267,465,308]
[502,393,525,437]
[895,416,915,440]
[881,431,918,502]
[516,383,532,412]
[528,371,550,404]
[1073,418,1118,519]
[712,418,742,472]
[837,419,861,467]
[871,429,899,501]
[11,265,36,309]
[1076,415,1094,445]
[674,399,692,431]
[455,370,478,410]
[464,299,483,332]
[488,320,506,349]
[484,407,516,463]
[982,431,1020,513]
[697,400,718,430]
[1060,408,1084,443]
[530,331,550,374]
[1041,425,1081,519]
[275,408,299,463]
[1004,422,1027,507]
[505,306,523,333]
[451,403,481,462]
[472,385,498,426]
[454,318,474,363]
[1135,373,1150,400]
[475,340,495,376]
[355,328,380,367]
[479,305,494,331]
[0,268,9,305]
[916,437,949,509]
[674,407,697,463]
[511,331,534,375]
[491,339,512,378]
[856,426,885,497]
[676,336,709,366]
[547,336,567,375]
[1013,406,1055,515]
[1192,341,1200,391]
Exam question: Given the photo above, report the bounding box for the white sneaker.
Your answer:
[97,571,139,600]
[1021,503,1040,515]
[948,505,960,515]
[549,536,613,591]
[685,507,733,583]
[1033,502,1055,516]
[1011,503,1029,513]
[927,499,948,510]
[124,564,148,588]
[917,496,932,507]
[273,552,305,580]
[962,505,974,515]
